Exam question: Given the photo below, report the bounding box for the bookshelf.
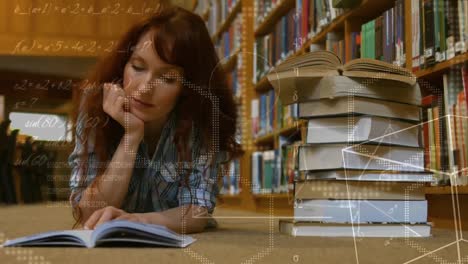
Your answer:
[194,0,468,218]
[221,48,241,72]
[211,0,242,41]
[415,53,468,78]
[254,0,295,37]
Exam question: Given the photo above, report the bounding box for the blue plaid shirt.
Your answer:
[68,109,227,215]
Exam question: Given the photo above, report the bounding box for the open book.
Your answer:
[268,50,416,86]
[1,220,195,248]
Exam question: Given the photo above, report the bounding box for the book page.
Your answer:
[91,220,196,248]
[2,230,93,248]
[274,50,342,72]
[343,58,417,85]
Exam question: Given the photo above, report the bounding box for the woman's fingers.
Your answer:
[84,208,104,230]
[94,209,115,229]
[101,82,144,139]
[115,96,125,123]
[102,83,128,125]
[85,206,124,229]
[123,97,130,112]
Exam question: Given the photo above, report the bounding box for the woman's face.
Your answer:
[122,29,183,123]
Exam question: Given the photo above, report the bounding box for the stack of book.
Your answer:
[267,50,433,237]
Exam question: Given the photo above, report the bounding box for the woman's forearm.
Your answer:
[78,133,141,223]
[142,205,210,234]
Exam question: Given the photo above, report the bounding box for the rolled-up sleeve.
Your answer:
[177,151,228,214]
[68,114,98,207]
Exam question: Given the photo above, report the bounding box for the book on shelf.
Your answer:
[277,101,299,130]
[411,0,467,70]
[293,199,428,223]
[253,0,346,83]
[443,67,465,173]
[443,67,468,183]
[227,67,241,98]
[251,91,300,139]
[2,220,195,248]
[251,141,301,194]
[298,96,421,121]
[251,89,276,138]
[419,66,468,185]
[325,31,345,62]
[349,31,361,60]
[421,94,449,184]
[312,0,345,33]
[251,150,282,194]
[360,0,405,66]
[298,143,425,171]
[251,150,274,194]
[206,0,240,37]
[305,116,421,147]
[254,7,298,83]
[220,159,241,195]
[215,14,242,60]
[279,220,432,237]
[421,95,438,171]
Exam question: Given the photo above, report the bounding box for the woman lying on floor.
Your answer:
[68,4,242,234]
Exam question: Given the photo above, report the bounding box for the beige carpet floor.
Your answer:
[0,202,467,264]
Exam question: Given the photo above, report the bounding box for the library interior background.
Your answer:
[1,0,468,263]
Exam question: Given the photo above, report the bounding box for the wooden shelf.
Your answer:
[211,1,242,41]
[254,75,272,93]
[254,132,275,145]
[222,48,240,72]
[425,185,468,195]
[277,120,306,137]
[415,53,468,78]
[217,193,243,208]
[253,193,292,199]
[253,121,306,145]
[253,0,398,92]
[191,0,198,11]
[254,48,306,92]
[233,96,242,105]
[254,0,295,37]
[302,11,349,49]
[218,194,242,199]
[202,8,210,21]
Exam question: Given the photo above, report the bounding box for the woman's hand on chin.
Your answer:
[83,206,148,230]
[102,82,144,142]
